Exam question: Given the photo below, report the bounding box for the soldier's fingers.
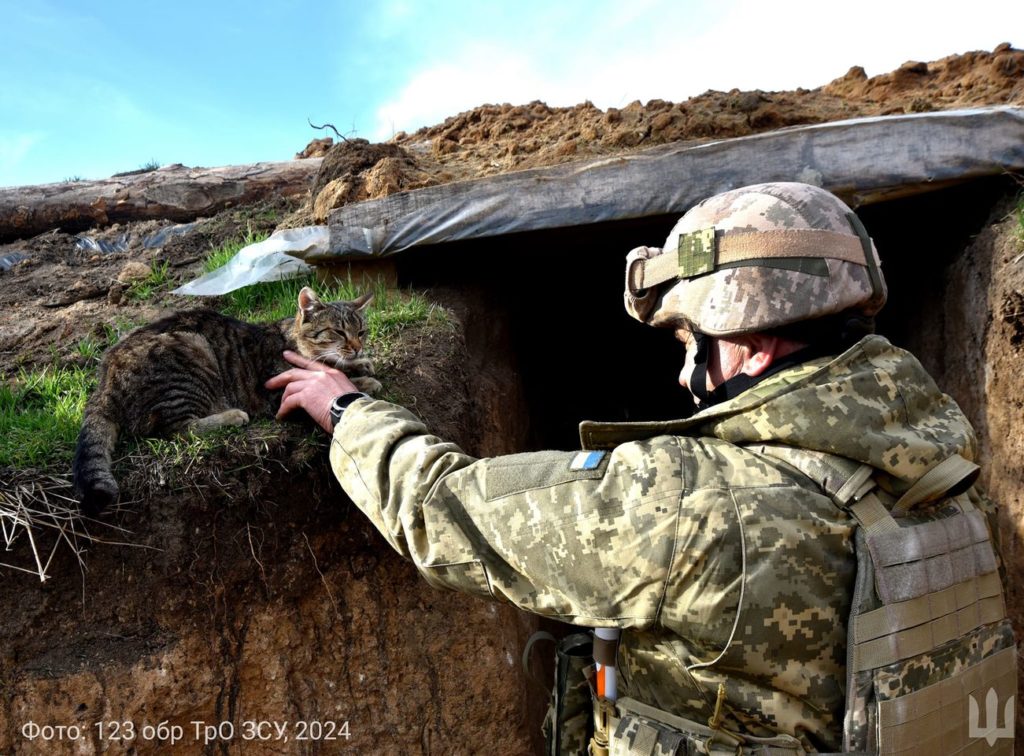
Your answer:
[266,367,315,389]
[276,390,306,419]
[283,351,339,374]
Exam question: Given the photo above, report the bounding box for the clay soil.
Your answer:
[0,44,1022,754]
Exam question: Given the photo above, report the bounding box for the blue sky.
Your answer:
[1,0,1019,187]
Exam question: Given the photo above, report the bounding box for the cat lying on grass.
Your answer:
[73,287,380,516]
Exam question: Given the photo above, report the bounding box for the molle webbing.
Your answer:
[627,228,870,291]
[843,474,1012,753]
[851,570,1005,672]
[853,570,1003,650]
[752,444,1015,754]
[865,507,997,604]
[876,645,1016,755]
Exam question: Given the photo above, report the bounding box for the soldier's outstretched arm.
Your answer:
[330,398,690,629]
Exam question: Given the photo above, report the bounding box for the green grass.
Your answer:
[75,335,104,363]
[136,426,246,466]
[197,233,449,345]
[0,367,94,468]
[202,228,270,274]
[1015,193,1024,243]
[1,234,448,474]
[126,261,172,301]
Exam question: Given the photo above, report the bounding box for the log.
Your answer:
[0,159,323,243]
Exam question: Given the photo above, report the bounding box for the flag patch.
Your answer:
[570,451,606,471]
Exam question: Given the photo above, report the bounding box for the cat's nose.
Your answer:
[349,339,362,356]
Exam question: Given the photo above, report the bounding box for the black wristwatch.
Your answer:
[329,392,368,429]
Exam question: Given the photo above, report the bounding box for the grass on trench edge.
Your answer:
[1,232,449,472]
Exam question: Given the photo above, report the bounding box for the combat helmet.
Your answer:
[624,182,887,336]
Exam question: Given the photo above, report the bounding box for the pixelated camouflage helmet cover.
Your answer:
[624,182,887,336]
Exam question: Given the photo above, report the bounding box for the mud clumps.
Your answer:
[377,44,1022,185]
[294,44,1022,224]
[308,139,438,222]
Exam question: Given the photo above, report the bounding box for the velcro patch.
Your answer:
[570,451,606,471]
[677,227,717,278]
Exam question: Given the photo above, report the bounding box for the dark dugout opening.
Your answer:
[396,176,1014,453]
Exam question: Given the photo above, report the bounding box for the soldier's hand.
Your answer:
[266,351,359,433]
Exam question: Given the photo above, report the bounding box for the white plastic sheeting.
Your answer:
[173,226,327,296]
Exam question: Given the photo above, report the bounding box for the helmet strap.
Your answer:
[688,333,713,408]
[689,334,835,411]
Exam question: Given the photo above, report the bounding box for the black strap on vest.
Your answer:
[689,333,835,411]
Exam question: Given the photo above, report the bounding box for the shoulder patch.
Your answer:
[570,451,606,471]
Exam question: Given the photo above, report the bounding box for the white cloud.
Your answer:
[373,44,550,138]
[0,133,43,185]
[370,0,1018,140]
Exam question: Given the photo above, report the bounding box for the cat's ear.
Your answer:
[297,287,324,323]
[351,291,374,312]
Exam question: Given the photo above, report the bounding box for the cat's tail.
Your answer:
[72,406,121,517]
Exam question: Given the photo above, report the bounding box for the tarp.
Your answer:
[322,106,1024,260]
[172,226,323,296]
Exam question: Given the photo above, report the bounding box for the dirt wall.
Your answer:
[898,195,1024,739]
[0,309,541,755]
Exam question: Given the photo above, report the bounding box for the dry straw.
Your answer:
[0,469,139,582]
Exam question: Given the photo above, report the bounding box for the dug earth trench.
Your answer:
[0,44,1023,754]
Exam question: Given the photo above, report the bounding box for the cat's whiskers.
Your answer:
[316,348,356,370]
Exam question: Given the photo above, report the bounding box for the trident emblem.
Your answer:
[968,688,1015,746]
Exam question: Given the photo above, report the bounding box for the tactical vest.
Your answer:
[541,447,1017,755]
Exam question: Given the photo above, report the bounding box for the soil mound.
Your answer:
[294,43,1022,220]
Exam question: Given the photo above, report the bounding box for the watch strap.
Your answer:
[329,392,368,428]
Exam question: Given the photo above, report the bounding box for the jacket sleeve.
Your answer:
[329,398,687,628]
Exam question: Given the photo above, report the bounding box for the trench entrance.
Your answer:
[397,177,1013,453]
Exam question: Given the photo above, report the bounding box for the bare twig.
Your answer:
[307,118,349,143]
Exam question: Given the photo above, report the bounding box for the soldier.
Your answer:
[267,183,1014,754]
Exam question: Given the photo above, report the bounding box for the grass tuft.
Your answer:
[194,233,449,348]
[0,367,94,469]
[126,261,172,302]
[1015,193,1024,243]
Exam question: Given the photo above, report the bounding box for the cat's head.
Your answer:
[292,286,373,367]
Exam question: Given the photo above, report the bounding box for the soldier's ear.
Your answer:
[740,334,778,377]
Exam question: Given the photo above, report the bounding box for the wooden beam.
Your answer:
[0,159,321,243]
[324,107,1024,260]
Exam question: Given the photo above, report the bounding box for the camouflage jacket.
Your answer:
[329,335,978,752]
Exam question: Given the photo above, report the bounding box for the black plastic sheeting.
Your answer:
[0,252,27,272]
[74,233,130,255]
[323,106,1024,260]
[74,221,200,255]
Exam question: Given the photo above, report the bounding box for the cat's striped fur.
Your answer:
[73,287,379,516]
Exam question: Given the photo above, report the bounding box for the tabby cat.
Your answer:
[73,287,380,516]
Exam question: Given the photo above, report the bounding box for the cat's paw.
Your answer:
[352,376,383,395]
[221,409,250,426]
[189,409,250,434]
[345,357,375,374]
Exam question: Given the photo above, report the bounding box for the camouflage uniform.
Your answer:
[329,183,1012,753]
[329,334,979,752]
